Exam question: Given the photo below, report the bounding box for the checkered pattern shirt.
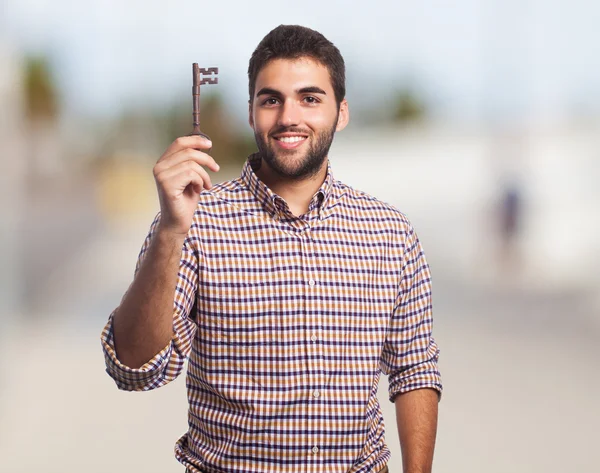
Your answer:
[101,154,442,473]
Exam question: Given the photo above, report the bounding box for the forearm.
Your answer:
[395,388,439,473]
[113,227,186,368]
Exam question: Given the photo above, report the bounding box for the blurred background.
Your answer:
[1,0,599,472]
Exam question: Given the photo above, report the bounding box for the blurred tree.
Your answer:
[23,56,59,122]
[393,89,426,123]
[22,55,62,182]
[164,92,256,168]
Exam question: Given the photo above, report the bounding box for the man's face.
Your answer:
[249,57,349,180]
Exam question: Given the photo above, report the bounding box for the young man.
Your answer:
[101,25,442,473]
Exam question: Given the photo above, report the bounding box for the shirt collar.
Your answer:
[241,153,334,221]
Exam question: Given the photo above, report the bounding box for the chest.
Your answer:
[191,214,402,390]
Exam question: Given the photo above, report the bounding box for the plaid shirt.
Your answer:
[101,154,442,473]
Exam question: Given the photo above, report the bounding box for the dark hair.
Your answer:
[248,25,346,105]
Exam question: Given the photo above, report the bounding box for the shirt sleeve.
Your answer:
[380,223,443,402]
[100,212,200,391]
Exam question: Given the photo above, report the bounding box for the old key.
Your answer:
[190,63,219,142]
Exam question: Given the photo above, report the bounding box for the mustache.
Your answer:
[269,127,311,136]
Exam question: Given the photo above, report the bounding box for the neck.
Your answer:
[256,159,328,217]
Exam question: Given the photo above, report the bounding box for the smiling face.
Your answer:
[249,57,349,180]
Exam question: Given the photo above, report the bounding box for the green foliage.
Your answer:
[393,89,426,123]
[23,56,59,122]
[164,93,256,167]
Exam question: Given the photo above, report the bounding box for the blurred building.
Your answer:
[333,120,600,294]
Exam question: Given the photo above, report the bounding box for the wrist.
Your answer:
[154,225,188,248]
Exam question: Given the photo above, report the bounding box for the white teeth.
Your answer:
[278,136,305,143]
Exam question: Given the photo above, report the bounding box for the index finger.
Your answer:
[155,148,220,173]
[163,135,213,159]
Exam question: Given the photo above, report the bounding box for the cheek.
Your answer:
[252,111,276,134]
[305,108,337,130]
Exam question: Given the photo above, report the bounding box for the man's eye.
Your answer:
[304,96,318,104]
[264,98,279,105]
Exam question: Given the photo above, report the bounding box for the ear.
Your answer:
[335,99,349,132]
[248,100,254,129]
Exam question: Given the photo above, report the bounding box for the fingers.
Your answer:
[154,136,219,197]
[156,148,219,175]
[154,160,213,192]
[162,135,213,160]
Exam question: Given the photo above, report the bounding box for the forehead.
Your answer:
[254,57,333,94]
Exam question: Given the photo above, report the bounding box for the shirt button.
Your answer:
[308,279,316,287]
[312,390,320,398]
[310,335,317,342]
[312,446,319,454]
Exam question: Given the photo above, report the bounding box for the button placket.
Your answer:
[303,236,321,369]
[302,232,325,465]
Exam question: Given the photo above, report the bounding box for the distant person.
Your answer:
[498,181,522,272]
[101,25,442,473]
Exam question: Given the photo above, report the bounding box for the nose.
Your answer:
[277,99,301,128]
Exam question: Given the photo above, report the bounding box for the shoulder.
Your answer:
[332,178,415,233]
[193,176,257,218]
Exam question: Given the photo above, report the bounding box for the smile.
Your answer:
[273,134,308,149]
[276,136,305,143]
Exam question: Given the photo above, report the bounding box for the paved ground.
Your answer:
[1,167,598,472]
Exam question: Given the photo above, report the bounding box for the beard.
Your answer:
[254,118,338,180]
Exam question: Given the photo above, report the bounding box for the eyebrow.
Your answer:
[298,86,327,95]
[256,86,327,97]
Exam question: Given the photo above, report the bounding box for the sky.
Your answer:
[2,0,599,125]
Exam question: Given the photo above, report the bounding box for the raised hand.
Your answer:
[152,135,219,236]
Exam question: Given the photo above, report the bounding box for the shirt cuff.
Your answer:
[388,359,443,402]
[100,310,173,391]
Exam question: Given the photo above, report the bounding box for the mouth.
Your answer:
[272,133,308,150]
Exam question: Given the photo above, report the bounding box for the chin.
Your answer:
[272,161,306,177]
